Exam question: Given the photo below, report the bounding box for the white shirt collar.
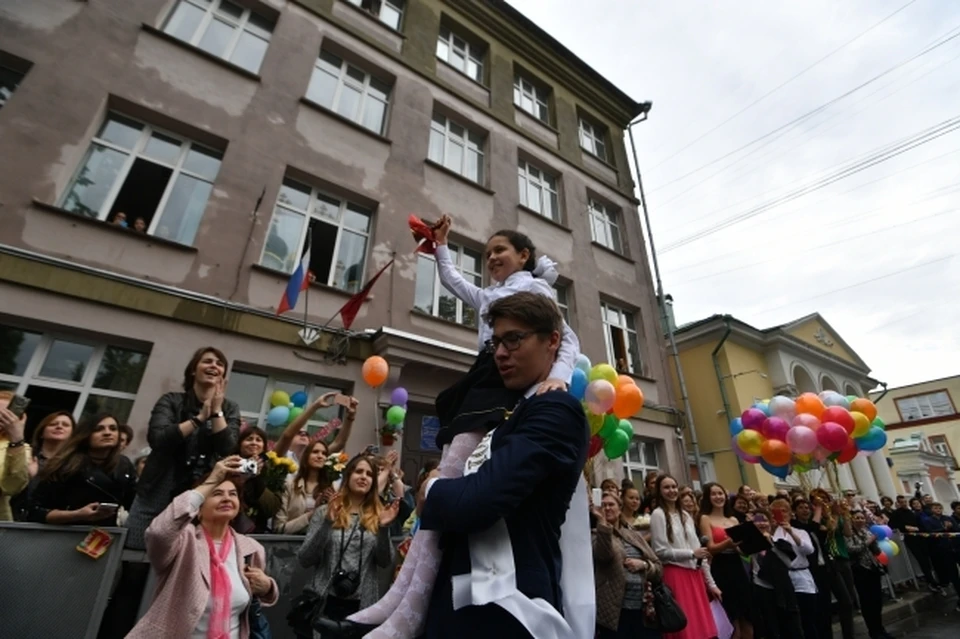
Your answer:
[496,270,534,288]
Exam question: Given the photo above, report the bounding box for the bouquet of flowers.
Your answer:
[323,451,349,483]
[264,451,297,493]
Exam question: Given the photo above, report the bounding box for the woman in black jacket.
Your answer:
[29,413,136,526]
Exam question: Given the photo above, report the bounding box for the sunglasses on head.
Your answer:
[298,430,309,436]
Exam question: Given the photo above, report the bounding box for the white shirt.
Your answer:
[752,527,817,594]
[649,508,717,588]
[434,244,579,382]
[190,540,250,639]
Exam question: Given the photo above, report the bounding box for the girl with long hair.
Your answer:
[698,482,752,639]
[302,455,400,629]
[233,426,281,533]
[29,410,75,475]
[650,475,719,639]
[621,485,642,529]
[275,440,337,534]
[29,412,136,526]
[347,217,580,639]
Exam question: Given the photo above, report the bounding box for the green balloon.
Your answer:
[603,429,630,459]
[287,406,304,424]
[871,417,885,431]
[845,395,858,403]
[599,414,619,439]
[617,419,634,440]
[386,405,406,426]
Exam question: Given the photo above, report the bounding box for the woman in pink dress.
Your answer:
[649,474,720,639]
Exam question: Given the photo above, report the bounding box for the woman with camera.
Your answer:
[299,454,400,636]
[233,426,282,533]
[127,455,279,639]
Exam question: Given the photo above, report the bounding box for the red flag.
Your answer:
[408,215,438,255]
[336,259,395,329]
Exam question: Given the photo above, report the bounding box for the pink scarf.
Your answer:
[203,527,235,639]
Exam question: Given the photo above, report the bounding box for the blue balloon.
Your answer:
[752,402,771,417]
[870,525,889,542]
[290,391,309,408]
[729,417,744,437]
[760,459,790,479]
[267,405,290,427]
[855,426,887,452]
[569,368,588,400]
[574,354,592,375]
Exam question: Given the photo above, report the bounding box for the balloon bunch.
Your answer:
[382,386,408,446]
[731,390,888,479]
[568,354,644,460]
[266,389,309,428]
[870,524,899,566]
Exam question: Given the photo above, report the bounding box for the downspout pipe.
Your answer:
[874,381,890,402]
[712,316,748,485]
[626,113,701,486]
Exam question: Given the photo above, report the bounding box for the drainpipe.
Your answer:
[712,316,748,485]
[874,381,890,402]
[626,114,701,485]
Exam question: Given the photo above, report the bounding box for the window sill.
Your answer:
[518,204,571,233]
[141,24,263,82]
[514,105,557,133]
[299,97,392,145]
[32,200,199,253]
[591,240,634,263]
[251,263,367,300]
[336,0,407,38]
[424,159,494,195]
[435,57,488,91]
[580,147,617,171]
[618,369,657,385]
[410,308,478,335]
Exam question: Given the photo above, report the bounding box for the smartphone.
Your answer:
[8,394,31,418]
[97,503,119,513]
[333,393,352,407]
[591,488,603,506]
[364,444,380,455]
[772,508,787,525]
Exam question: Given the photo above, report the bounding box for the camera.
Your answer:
[914,481,922,490]
[330,569,360,598]
[239,458,259,475]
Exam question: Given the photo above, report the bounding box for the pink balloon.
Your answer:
[741,408,767,430]
[792,413,821,430]
[817,422,849,452]
[787,425,818,455]
[585,380,616,414]
[762,417,791,442]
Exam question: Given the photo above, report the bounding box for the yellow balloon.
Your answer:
[850,411,871,438]
[588,412,604,436]
[888,540,900,556]
[737,429,765,456]
[796,453,812,463]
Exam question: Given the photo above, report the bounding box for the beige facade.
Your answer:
[0,0,680,481]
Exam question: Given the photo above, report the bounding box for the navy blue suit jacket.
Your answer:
[418,391,589,638]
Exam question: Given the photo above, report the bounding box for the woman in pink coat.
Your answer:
[128,455,279,638]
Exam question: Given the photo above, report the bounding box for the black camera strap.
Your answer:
[336,516,365,575]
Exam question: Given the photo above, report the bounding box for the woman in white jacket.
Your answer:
[649,474,720,639]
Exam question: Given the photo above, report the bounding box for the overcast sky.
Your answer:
[514,0,960,389]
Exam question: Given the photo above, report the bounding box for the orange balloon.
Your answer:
[362,356,389,387]
[612,383,644,419]
[761,439,792,467]
[849,398,878,422]
[616,375,635,389]
[795,392,826,419]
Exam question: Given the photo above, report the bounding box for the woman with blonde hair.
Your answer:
[275,439,337,534]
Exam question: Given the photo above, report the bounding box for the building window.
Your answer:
[162,0,273,73]
[623,438,659,487]
[0,64,25,110]
[428,113,484,184]
[513,74,549,122]
[896,391,956,421]
[228,370,346,439]
[929,435,953,458]
[436,25,484,83]
[589,198,622,253]
[602,302,642,375]
[306,50,391,134]
[260,179,371,293]
[345,0,404,31]
[579,116,607,161]
[518,159,560,222]
[0,324,149,428]
[414,242,482,328]
[59,113,223,246]
[553,283,570,325]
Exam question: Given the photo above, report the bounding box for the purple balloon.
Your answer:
[390,387,408,406]
[762,417,791,442]
[741,408,767,431]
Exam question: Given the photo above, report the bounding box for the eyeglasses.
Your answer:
[483,331,540,353]
[297,431,309,437]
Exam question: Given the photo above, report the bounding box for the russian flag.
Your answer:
[276,244,311,315]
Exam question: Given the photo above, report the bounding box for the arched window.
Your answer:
[821,375,839,392]
[793,366,816,394]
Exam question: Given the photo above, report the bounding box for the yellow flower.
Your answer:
[267,451,277,461]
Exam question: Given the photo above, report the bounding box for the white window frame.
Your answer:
[602,301,642,375]
[259,178,372,292]
[162,0,273,72]
[345,0,404,30]
[896,391,956,421]
[588,198,622,253]
[513,74,549,122]
[579,116,607,161]
[623,438,659,486]
[0,327,147,424]
[428,113,485,184]
[436,25,484,83]
[553,283,570,325]
[227,369,347,436]
[0,64,24,111]
[518,159,560,222]
[415,242,482,328]
[58,113,222,245]
[307,50,390,134]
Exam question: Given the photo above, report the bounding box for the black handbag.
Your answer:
[287,589,325,639]
[248,596,272,639]
[643,580,688,633]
